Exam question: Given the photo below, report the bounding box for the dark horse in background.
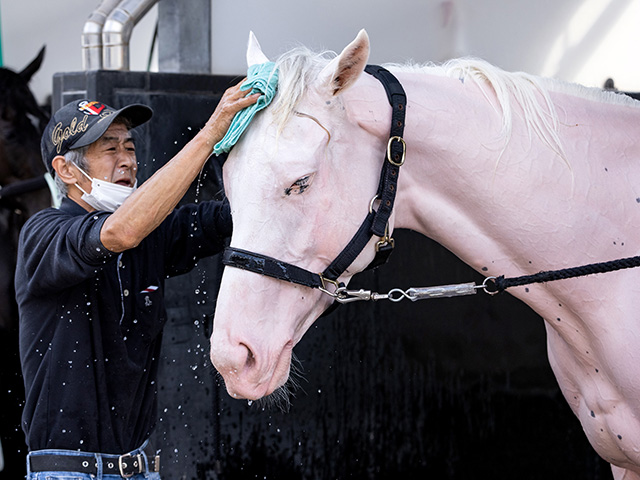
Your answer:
[0,47,51,479]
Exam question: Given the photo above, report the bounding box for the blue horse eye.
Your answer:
[284,175,312,196]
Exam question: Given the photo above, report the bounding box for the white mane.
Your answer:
[401,57,640,163]
[270,48,640,164]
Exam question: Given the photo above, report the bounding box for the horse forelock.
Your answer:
[270,46,336,131]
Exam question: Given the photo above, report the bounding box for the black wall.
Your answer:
[46,71,612,480]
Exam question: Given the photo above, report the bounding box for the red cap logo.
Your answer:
[78,101,106,116]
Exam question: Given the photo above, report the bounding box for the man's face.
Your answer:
[81,121,137,189]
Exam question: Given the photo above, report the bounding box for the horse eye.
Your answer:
[284,174,314,196]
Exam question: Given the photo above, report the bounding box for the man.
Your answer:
[15,81,258,479]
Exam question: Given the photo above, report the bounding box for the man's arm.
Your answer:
[100,81,259,253]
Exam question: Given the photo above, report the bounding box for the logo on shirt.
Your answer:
[141,285,159,307]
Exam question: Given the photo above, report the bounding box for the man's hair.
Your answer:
[55,146,90,196]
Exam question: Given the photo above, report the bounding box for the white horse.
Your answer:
[210,30,640,478]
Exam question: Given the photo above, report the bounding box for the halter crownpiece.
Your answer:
[222,65,407,306]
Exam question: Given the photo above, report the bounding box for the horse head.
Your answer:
[0,46,50,331]
[0,45,49,189]
[210,30,393,400]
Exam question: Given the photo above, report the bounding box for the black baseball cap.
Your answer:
[41,99,153,174]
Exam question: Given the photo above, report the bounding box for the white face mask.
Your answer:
[74,164,137,212]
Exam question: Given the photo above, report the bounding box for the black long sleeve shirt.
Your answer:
[16,196,230,454]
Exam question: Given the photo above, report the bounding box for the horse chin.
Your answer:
[248,353,304,412]
[224,380,279,402]
[216,339,296,401]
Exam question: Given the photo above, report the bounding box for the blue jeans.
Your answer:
[26,440,161,480]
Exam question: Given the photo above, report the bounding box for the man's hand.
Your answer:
[100,79,260,253]
[204,79,261,145]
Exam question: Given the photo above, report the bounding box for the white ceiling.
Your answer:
[2,0,639,105]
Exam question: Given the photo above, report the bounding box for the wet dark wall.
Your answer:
[49,71,612,480]
[194,231,611,480]
[0,327,28,479]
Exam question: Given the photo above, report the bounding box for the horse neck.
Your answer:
[370,69,640,282]
[366,70,518,274]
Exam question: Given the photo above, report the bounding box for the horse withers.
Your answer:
[210,31,640,478]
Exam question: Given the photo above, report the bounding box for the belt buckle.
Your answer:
[118,453,143,478]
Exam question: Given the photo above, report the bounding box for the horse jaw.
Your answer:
[246,31,270,66]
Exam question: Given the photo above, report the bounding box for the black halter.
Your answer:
[222,65,407,300]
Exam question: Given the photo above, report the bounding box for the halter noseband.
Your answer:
[222,65,407,304]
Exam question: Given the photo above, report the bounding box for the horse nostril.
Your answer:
[241,343,256,369]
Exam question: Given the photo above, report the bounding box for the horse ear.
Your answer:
[246,31,270,67]
[317,29,370,96]
[20,46,46,83]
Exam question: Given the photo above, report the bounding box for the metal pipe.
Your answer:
[81,0,122,70]
[102,0,159,71]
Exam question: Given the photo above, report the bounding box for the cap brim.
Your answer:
[71,103,153,149]
[116,104,154,129]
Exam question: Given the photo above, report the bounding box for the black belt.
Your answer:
[29,450,160,477]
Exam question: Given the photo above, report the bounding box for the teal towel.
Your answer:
[213,62,279,155]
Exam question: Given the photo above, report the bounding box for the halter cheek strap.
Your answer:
[222,65,407,302]
[365,65,407,240]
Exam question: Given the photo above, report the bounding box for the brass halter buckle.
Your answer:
[375,221,395,252]
[318,274,340,297]
[386,135,406,166]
